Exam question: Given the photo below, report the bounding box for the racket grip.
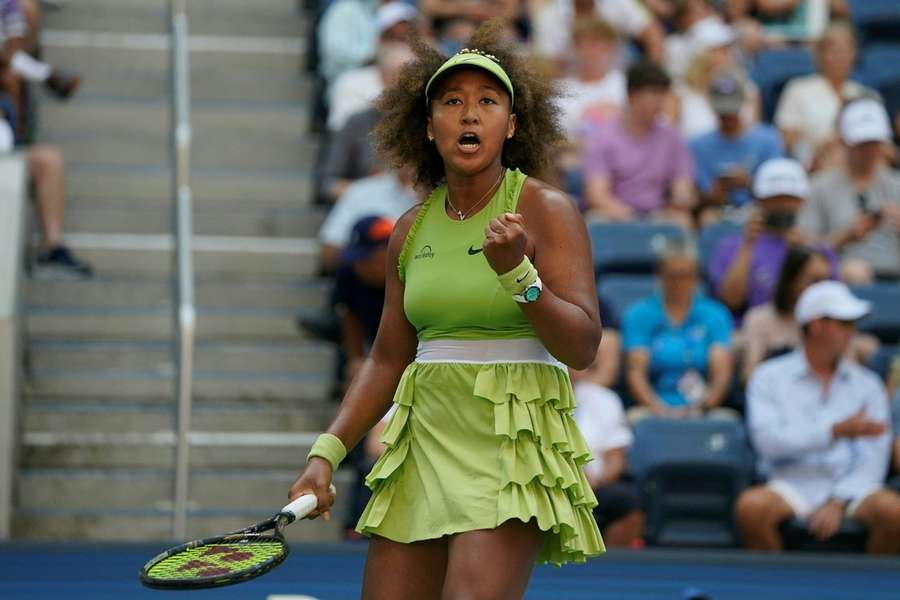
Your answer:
[281,484,337,522]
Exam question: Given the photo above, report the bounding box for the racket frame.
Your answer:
[138,512,292,590]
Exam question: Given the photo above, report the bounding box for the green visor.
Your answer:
[425,49,514,108]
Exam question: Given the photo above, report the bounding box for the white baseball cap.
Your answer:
[753,158,810,200]
[795,280,871,325]
[377,2,418,35]
[692,18,737,52]
[839,98,892,146]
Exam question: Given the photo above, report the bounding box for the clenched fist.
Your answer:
[483,212,529,275]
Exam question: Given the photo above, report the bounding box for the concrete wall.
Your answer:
[0,154,28,539]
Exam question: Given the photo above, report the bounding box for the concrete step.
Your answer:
[52,233,319,277]
[44,0,306,38]
[17,468,355,513]
[65,164,314,208]
[39,101,315,170]
[63,203,326,238]
[23,399,337,432]
[42,42,310,104]
[26,306,314,341]
[27,276,329,310]
[11,508,345,543]
[28,339,334,374]
[22,366,330,401]
[21,432,327,469]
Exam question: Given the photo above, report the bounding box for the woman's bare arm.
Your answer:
[515,181,603,369]
[324,209,421,452]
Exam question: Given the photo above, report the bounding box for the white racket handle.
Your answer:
[281,484,337,521]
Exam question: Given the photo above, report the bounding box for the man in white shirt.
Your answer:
[735,281,900,554]
[571,365,644,547]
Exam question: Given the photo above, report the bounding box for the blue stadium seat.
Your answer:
[597,274,657,321]
[856,44,900,89]
[629,418,754,547]
[698,221,741,281]
[849,0,900,45]
[852,284,900,344]
[866,344,899,382]
[588,222,684,276]
[751,48,816,123]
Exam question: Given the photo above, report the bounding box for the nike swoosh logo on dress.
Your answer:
[467,246,483,255]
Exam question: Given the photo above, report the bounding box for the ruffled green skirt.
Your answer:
[355,361,606,565]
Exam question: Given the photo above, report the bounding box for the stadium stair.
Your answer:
[13,0,348,543]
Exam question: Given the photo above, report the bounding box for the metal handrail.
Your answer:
[169,0,195,540]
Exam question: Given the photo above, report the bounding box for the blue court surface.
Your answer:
[2,542,899,599]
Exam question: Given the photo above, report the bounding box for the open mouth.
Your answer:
[457,132,481,153]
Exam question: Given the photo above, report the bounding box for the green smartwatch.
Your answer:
[513,276,543,304]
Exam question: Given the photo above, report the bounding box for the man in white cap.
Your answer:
[799,98,900,283]
[735,281,900,554]
[710,157,836,316]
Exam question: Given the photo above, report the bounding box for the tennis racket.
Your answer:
[139,485,335,590]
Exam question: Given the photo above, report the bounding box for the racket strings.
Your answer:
[146,541,285,581]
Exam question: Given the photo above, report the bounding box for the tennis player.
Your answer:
[289,22,605,598]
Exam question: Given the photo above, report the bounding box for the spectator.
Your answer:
[556,17,625,141]
[690,69,783,222]
[672,22,761,139]
[623,236,736,421]
[583,61,696,226]
[710,157,836,316]
[319,106,384,204]
[554,16,625,203]
[664,0,732,81]
[1,0,79,137]
[740,246,829,381]
[735,281,900,554]
[570,361,645,547]
[728,0,829,42]
[531,0,665,67]
[799,99,900,284]
[316,0,379,93]
[0,78,91,279]
[418,0,517,56]
[327,15,416,132]
[332,215,393,386]
[774,21,871,171]
[318,165,418,272]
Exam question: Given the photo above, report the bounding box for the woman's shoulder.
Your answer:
[517,175,578,217]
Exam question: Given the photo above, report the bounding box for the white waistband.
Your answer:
[415,338,566,369]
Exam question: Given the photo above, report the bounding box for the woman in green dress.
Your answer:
[289,22,605,599]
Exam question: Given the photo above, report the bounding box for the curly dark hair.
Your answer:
[372,20,564,190]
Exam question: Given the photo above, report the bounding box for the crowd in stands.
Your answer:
[303,0,900,553]
[1,0,91,278]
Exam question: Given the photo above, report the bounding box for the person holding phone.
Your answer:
[799,98,900,284]
[709,157,837,319]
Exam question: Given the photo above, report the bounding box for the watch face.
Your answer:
[524,285,541,302]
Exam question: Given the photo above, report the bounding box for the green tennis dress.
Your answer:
[355,168,605,565]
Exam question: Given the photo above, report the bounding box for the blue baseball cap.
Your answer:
[341,216,394,264]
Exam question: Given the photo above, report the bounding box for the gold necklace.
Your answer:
[446,168,506,221]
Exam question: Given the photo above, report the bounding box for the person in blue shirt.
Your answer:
[623,235,736,421]
[690,69,783,224]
